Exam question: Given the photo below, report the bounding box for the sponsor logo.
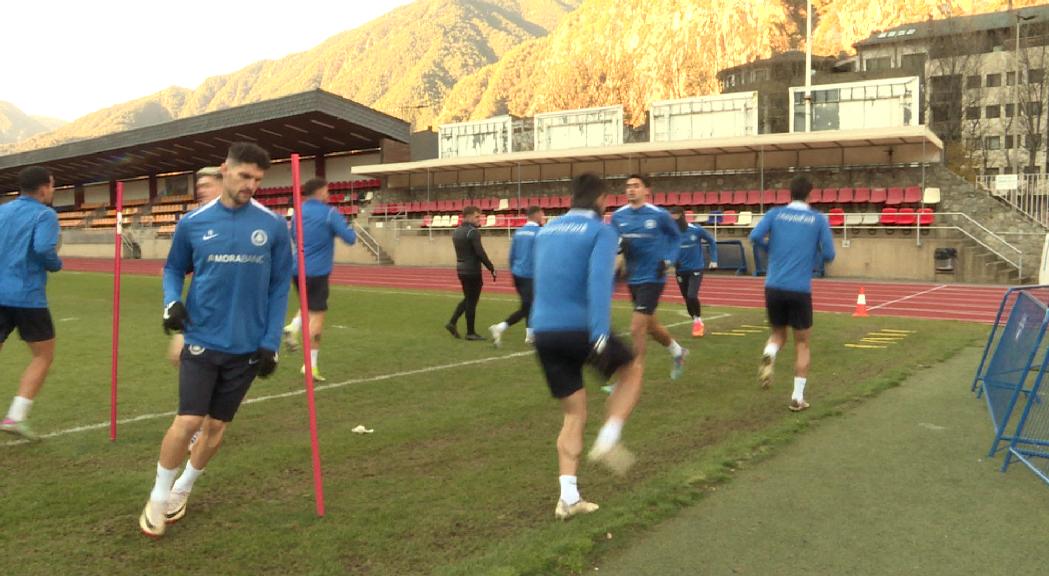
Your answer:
[251,229,268,246]
[202,230,219,241]
[207,254,265,264]
[189,345,205,356]
[644,219,657,229]
[776,212,817,225]
[541,222,589,235]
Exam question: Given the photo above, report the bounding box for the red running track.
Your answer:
[63,258,1010,324]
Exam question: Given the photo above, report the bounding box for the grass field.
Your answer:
[0,272,987,575]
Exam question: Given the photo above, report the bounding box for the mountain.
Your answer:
[0,102,68,145]
[2,0,581,154]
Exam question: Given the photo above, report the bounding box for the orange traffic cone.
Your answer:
[853,287,869,318]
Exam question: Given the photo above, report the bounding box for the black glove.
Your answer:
[657,260,671,278]
[253,348,278,378]
[162,301,189,335]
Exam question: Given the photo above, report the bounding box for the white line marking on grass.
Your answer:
[3,314,731,447]
[868,284,947,312]
[58,317,78,322]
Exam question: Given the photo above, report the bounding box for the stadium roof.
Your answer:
[352,126,943,185]
[0,90,410,191]
[855,5,1049,48]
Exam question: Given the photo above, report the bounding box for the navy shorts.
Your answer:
[0,306,54,343]
[292,275,330,312]
[765,288,814,330]
[534,331,635,398]
[178,345,258,422]
[628,283,665,315]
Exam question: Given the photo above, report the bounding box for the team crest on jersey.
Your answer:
[251,229,268,246]
[188,345,205,355]
[644,219,657,229]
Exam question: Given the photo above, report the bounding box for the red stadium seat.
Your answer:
[837,188,854,204]
[904,186,922,204]
[422,215,433,228]
[666,192,679,206]
[896,207,917,226]
[870,188,887,204]
[508,197,520,210]
[721,210,739,226]
[731,190,747,205]
[559,195,571,208]
[762,190,777,205]
[746,190,761,206]
[539,196,552,209]
[775,189,790,205]
[654,192,668,205]
[808,189,823,204]
[828,208,846,227]
[700,192,715,206]
[886,187,904,206]
[452,199,465,212]
[853,187,870,203]
[918,208,934,225]
[718,191,734,205]
[880,207,898,225]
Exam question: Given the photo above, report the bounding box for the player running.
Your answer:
[281,178,357,381]
[138,143,292,538]
[489,205,544,347]
[0,166,62,441]
[611,174,686,380]
[668,207,718,338]
[446,206,496,341]
[749,176,836,412]
[532,173,642,520]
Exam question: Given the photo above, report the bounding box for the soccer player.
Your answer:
[668,207,718,338]
[533,172,642,520]
[611,174,686,380]
[749,175,836,412]
[446,205,496,341]
[138,142,292,538]
[168,166,225,367]
[281,178,357,381]
[0,166,62,441]
[489,205,544,347]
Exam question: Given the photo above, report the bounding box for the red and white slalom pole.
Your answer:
[110,182,124,441]
[291,154,326,516]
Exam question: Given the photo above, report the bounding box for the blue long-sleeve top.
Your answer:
[611,203,681,285]
[163,198,293,354]
[677,223,718,272]
[291,198,357,277]
[508,220,540,278]
[0,195,62,308]
[749,201,836,294]
[531,209,619,343]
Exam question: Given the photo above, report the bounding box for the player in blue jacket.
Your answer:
[489,205,544,347]
[532,173,643,520]
[282,178,357,382]
[611,174,687,381]
[139,143,292,538]
[0,166,62,441]
[749,175,836,412]
[668,207,719,338]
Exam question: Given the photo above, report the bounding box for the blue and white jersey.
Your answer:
[0,195,62,308]
[163,198,293,354]
[611,203,680,285]
[748,201,836,294]
[508,221,540,279]
[531,209,619,343]
[677,224,718,273]
[291,198,357,277]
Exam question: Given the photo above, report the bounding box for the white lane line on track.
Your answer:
[3,314,732,447]
[868,284,948,312]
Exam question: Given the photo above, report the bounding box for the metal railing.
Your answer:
[352,222,384,263]
[976,174,1049,229]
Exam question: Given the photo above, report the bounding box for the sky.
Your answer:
[0,0,413,121]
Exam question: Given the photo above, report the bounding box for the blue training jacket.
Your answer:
[677,223,718,272]
[611,203,681,285]
[291,198,357,277]
[0,196,62,308]
[508,220,540,278]
[163,198,293,354]
[748,201,836,294]
[531,209,619,343]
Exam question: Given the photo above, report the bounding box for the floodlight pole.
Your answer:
[110,182,124,441]
[805,0,813,133]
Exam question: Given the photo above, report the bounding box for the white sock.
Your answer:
[287,314,302,332]
[150,463,179,503]
[173,461,204,493]
[793,377,807,401]
[495,321,508,332]
[763,342,780,359]
[595,417,624,451]
[310,349,319,369]
[6,396,32,422]
[667,340,683,358]
[525,328,534,340]
[559,475,581,505]
[694,316,702,323]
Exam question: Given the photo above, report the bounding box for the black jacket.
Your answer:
[452,222,495,276]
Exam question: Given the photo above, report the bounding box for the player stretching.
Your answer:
[138,143,291,538]
[446,206,496,341]
[532,173,642,520]
[668,207,718,337]
[489,205,544,347]
[612,175,685,379]
[749,176,835,412]
[281,178,357,381]
[0,166,62,440]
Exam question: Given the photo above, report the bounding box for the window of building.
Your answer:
[1006,135,1015,149]
[901,52,927,70]
[866,57,892,72]
[987,73,1002,87]
[985,167,1001,176]
[1028,134,1042,150]
[966,75,982,89]
[967,106,981,119]
[986,105,1001,119]
[1006,103,1016,117]
[931,104,950,123]
[1008,71,1017,86]
[986,136,1002,150]
[1029,69,1046,84]
[1027,102,1043,117]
